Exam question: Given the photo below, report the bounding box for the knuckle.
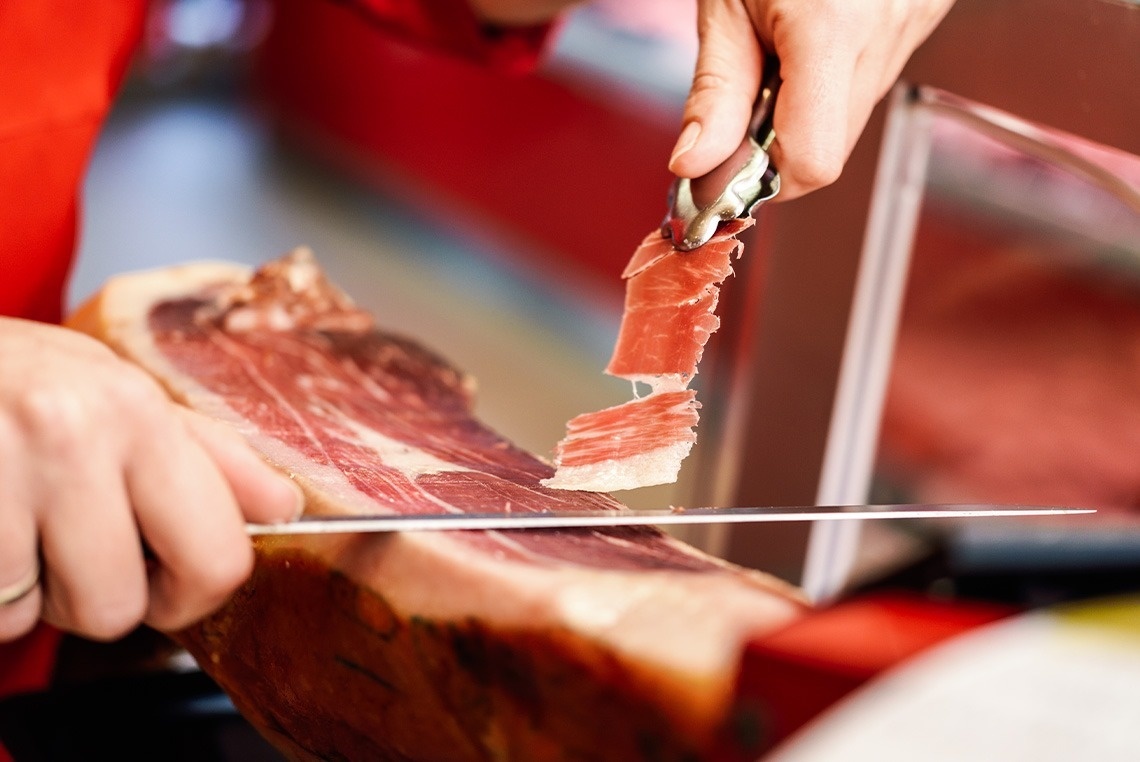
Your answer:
[71,591,148,642]
[884,0,916,28]
[771,1,864,49]
[149,544,252,632]
[17,382,84,430]
[10,357,164,450]
[107,365,168,418]
[0,414,16,453]
[0,600,41,643]
[791,147,844,190]
[814,0,862,29]
[689,70,733,100]
[15,383,96,454]
[188,542,254,609]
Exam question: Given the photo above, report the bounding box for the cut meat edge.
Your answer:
[548,219,754,492]
[67,255,808,757]
[542,389,700,492]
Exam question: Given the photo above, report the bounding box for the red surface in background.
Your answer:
[0,624,63,761]
[720,594,1013,759]
[252,0,680,284]
[879,209,1140,512]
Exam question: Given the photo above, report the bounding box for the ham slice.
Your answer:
[69,249,804,762]
[544,220,753,491]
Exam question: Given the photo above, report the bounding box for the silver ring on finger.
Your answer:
[0,558,41,606]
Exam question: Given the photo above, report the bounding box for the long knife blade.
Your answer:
[247,504,1093,536]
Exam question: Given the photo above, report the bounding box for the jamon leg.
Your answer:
[69,251,804,761]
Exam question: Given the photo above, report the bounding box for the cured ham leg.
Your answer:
[68,249,803,762]
[544,220,753,491]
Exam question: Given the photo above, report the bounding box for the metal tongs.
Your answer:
[664,57,782,250]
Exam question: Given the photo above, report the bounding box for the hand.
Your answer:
[0,319,301,643]
[669,0,956,200]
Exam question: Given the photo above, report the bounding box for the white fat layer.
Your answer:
[556,575,662,632]
[336,416,471,477]
[541,440,693,492]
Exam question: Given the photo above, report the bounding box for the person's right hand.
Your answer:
[0,318,302,643]
[670,0,957,200]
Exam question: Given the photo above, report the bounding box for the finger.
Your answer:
[0,561,41,630]
[38,471,149,642]
[16,391,150,641]
[766,18,860,199]
[178,407,303,525]
[126,398,255,632]
[669,0,764,178]
[0,474,43,641]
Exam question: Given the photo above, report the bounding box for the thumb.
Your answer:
[178,407,304,524]
[669,1,765,178]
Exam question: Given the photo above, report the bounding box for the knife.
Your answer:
[246,504,1093,536]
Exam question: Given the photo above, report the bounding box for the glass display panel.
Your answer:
[871,94,1140,514]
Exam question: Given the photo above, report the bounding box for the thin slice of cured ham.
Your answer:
[544,220,753,492]
[68,249,804,762]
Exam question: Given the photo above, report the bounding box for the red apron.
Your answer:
[0,5,548,756]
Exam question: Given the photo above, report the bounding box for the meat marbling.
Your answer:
[544,220,753,492]
[68,248,804,762]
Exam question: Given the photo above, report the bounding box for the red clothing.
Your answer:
[0,0,550,746]
[0,4,147,717]
[0,0,548,324]
[0,3,145,323]
[346,0,551,73]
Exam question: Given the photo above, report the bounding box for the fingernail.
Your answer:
[669,121,702,170]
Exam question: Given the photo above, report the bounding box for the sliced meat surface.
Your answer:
[541,390,699,491]
[547,220,752,492]
[148,287,718,571]
[68,250,805,762]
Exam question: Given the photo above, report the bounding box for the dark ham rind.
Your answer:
[545,220,753,492]
[67,251,805,762]
[191,549,779,762]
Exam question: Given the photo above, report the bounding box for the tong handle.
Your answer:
[665,56,782,250]
[748,57,781,153]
